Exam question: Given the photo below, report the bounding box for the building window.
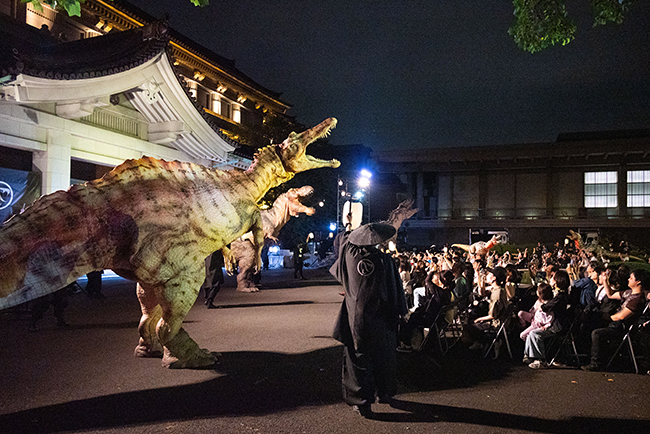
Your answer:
[220,100,231,119]
[232,106,241,123]
[627,170,650,207]
[584,171,617,208]
[211,94,220,113]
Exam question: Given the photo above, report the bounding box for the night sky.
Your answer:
[125,0,650,151]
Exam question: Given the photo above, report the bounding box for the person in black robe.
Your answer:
[330,222,407,418]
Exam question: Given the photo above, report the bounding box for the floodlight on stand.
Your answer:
[358,177,370,189]
[354,191,364,200]
[329,223,337,231]
[360,169,372,179]
[319,201,325,207]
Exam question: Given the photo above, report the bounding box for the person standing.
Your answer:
[293,243,306,279]
[85,270,104,298]
[202,251,225,309]
[330,223,408,418]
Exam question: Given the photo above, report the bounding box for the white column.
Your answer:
[32,131,71,194]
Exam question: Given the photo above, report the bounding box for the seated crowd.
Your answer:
[388,240,650,374]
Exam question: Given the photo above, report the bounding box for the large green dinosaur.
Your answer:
[0,118,340,368]
[231,185,315,292]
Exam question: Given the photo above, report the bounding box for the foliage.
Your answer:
[591,0,636,26]
[509,0,577,53]
[23,0,208,18]
[24,0,83,17]
[509,0,636,53]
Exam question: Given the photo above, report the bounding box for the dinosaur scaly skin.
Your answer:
[0,118,340,369]
[231,185,315,292]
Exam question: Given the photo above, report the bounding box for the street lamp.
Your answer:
[337,169,373,232]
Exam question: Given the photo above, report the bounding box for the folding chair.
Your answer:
[549,310,585,367]
[605,301,650,374]
[420,303,459,355]
[484,303,516,360]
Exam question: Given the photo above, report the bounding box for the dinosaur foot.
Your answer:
[236,286,259,293]
[134,338,163,358]
[134,345,163,358]
[161,328,216,369]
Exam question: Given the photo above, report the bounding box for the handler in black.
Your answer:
[330,222,408,418]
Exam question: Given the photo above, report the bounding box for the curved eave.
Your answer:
[2,52,234,163]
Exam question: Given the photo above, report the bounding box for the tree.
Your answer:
[509,0,637,53]
[23,0,209,18]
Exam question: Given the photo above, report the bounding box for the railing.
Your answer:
[418,207,647,220]
[80,110,140,138]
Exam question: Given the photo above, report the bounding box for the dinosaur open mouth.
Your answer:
[279,118,341,172]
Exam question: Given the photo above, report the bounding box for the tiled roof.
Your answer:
[0,19,168,80]
[0,17,245,150]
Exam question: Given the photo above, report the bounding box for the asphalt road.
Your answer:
[1,268,649,434]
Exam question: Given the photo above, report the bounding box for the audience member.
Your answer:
[581,268,650,371]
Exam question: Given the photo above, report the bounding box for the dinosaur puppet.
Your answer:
[382,199,418,244]
[231,185,315,292]
[452,234,503,257]
[567,230,643,262]
[0,118,340,368]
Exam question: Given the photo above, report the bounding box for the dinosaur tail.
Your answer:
[0,187,109,310]
[451,244,471,252]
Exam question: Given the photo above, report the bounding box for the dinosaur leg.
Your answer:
[237,258,259,292]
[134,282,163,358]
[249,213,264,273]
[236,252,258,292]
[222,246,236,275]
[157,271,216,369]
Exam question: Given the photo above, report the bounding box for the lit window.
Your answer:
[627,170,650,207]
[232,106,241,123]
[584,171,617,208]
[211,93,220,114]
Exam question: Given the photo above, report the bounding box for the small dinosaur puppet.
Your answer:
[452,234,503,257]
[231,185,315,292]
[382,199,418,244]
[0,118,340,368]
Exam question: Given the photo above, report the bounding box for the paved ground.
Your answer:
[1,267,649,434]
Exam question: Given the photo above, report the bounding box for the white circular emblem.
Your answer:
[0,181,14,210]
[357,258,375,276]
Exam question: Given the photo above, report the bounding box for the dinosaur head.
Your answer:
[278,118,341,173]
[286,186,316,217]
[386,199,419,228]
[567,230,581,241]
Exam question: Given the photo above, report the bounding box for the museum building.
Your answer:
[0,0,292,222]
[370,130,650,248]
